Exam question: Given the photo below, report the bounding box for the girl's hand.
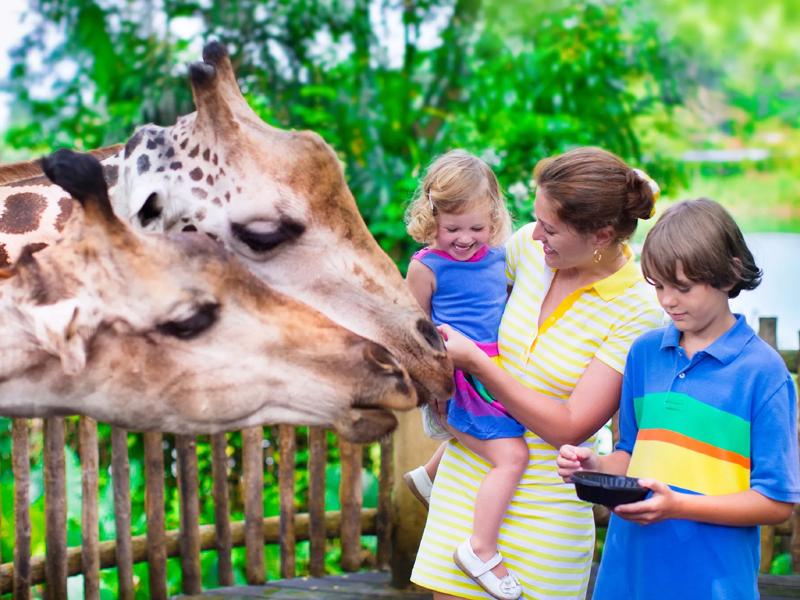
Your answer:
[612,479,678,524]
[437,324,482,370]
[556,445,599,482]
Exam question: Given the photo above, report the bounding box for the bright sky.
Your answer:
[0,0,30,128]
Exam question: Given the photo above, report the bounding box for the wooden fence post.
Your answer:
[144,432,167,600]
[390,410,443,588]
[210,432,234,586]
[759,317,778,573]
[12,419,31,600]
[79,417,100,600]
[339,439,363,572]
[43,418,67,600]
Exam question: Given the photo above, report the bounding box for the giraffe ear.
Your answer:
[25,300,89,376]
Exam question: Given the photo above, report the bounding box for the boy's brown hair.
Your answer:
[641,198,762,298]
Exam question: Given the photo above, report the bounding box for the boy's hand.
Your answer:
[612,479,678,524]
[556,444,599,482]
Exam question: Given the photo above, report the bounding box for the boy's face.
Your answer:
[652,262,733,342]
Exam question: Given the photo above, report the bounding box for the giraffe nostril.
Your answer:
[182,224,198,232]
[417,319,445,352]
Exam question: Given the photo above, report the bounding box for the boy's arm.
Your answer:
[406,259,435,318]
[614,483,793,526]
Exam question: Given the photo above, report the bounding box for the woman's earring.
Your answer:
[593,248,603,264]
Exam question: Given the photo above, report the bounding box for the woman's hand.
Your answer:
[556,445,599,482]
[612,479,678,524]
[437,324,483,371]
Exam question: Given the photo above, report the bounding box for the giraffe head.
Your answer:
[109,42,453,406]
[0,149,418,442]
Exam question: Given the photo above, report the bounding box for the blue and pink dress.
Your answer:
[414,245,524,440]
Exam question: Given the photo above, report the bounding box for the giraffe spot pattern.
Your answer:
[54,197,73,232]
[191,187,208,199]
[203,148,210,161]
[189,167,203,181]
[180,139,188,150]
[124,130,144,158]
[0,192,47,234]
[103,164,119,187]
[170,162,183,170]
[189,145,200,158]
[206,174,214,186]
[137,154,151,174]
[195,208,207,221]
[0,242,9,267]
[212,197,222,206]
[165,147,175,158]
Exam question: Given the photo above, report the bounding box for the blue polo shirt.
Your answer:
[594,315,800,600]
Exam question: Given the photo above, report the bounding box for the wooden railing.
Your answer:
[0,316,798,598]
[0,424,393,599]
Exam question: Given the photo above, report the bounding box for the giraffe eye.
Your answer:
[231,218,305,253]
[138,192,162,227]
[157,302,219,340]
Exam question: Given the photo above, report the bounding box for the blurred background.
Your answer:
[0,1,797,594]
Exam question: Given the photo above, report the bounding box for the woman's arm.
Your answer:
[615,482,793,526]
[406,259,435,318]
[439,324,622,448]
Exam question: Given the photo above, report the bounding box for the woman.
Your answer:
[410,147,664,599]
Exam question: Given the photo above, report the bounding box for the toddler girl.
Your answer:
[403,149,527,600]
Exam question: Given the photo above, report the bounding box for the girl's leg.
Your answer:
[424,441,449,480]
[455,432,529,577]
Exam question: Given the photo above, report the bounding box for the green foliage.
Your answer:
[3,0,688,270]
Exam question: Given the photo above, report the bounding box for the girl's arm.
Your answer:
[406,259,435,318]
[440,325,622,448]
[615,482,793,526]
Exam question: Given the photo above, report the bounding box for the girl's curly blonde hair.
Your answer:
[404,149,512,246]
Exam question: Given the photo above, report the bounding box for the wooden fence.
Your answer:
[0,316,798,598]
[0,424,393,599]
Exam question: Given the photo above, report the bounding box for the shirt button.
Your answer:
[678,372,686,379]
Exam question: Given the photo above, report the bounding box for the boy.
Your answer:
[557,198,800,599]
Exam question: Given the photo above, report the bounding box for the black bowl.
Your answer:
[571,471,648,508]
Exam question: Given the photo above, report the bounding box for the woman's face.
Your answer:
[532,187,594,270]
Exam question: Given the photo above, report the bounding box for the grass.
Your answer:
[633,166,800,243]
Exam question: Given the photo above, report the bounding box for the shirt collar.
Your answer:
[592,245,641,301]
[659,313,755,364]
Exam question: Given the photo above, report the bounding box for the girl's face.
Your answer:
[651,262,733,341]
[433,205,492,261]
[532,188,594,269]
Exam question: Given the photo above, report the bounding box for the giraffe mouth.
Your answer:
[334,408,397,443]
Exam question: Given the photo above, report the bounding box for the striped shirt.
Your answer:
[411,224,663,599]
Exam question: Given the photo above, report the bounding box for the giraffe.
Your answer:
[0,149,416,442]
[0,41,452,408]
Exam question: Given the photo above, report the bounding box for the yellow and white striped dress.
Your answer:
[411,224,663,599]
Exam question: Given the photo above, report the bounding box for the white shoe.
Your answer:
[453,538,523,600]
[403,466,433,509]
